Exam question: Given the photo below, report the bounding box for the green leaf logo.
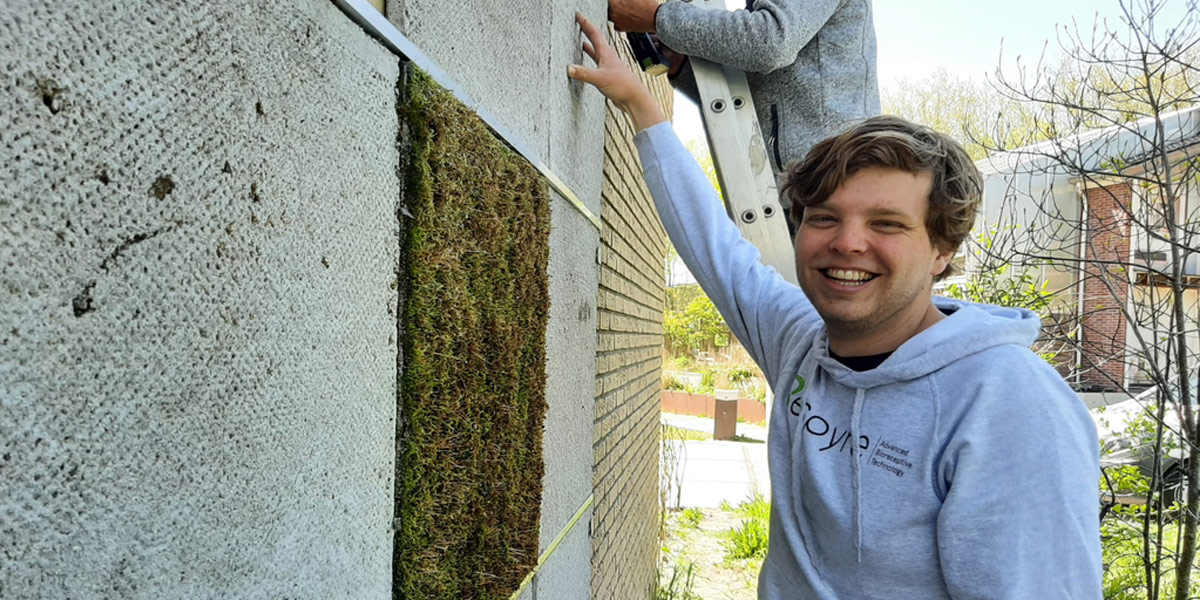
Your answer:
[791,375,806,396]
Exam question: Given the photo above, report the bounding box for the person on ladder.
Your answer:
[607,0,881,234]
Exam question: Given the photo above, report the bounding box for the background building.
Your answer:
[973,106,1200,397]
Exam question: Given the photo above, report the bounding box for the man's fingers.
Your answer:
[567,64,594,85]
[576,13,607,52]
[577,13,618,66]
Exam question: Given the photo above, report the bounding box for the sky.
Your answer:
[674,0,1190,144]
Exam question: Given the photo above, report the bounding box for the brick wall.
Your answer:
[1080,183,1132,390]
[591,25,674,600]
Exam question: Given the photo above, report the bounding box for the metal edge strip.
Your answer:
[331,0,604,231]
[508,494,595,600]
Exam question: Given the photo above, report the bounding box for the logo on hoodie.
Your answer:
[788,376,869,455]
[786,375,916,478]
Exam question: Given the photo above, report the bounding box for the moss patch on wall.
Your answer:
[395,67,551,600]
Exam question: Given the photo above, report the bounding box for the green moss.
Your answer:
[395,67,551,600]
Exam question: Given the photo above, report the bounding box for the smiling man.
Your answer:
[569,13,1101,598]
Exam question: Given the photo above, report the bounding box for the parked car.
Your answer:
[1090,379,1197,507]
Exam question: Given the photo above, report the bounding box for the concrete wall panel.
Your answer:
[388,0,609,217]
[535,189,601,592]
[0,1,400,597]
[532,514,593,600]
[548,4,608,216]
[388,0,553,164]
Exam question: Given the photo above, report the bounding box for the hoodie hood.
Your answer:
[814,296,1042,390]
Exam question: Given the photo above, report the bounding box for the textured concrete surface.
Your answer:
[531,509,593,600]
[670,439,770,510]
[535,190,601,596]
[547,2,608,216]
[388,0,608,216]
[388,0,553,163]
[1,1,400,597]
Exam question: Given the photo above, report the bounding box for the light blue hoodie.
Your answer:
[634,122,1101,598]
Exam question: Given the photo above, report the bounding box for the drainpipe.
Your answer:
[1075,182,1088,389]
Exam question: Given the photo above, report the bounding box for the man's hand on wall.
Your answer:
[608,0,659,32]
[569,13,666,132]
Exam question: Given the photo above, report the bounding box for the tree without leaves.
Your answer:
[883,69,1034,161]
[969,1,1200,597]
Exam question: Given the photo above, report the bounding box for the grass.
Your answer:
[1100,508,1200,600]
[679,508,704,528]
[655,557,702,600]
[663,425,712,441]
[395,67,551,600]
[661,424,764,444]
[722,493,771,565]
[660,506,761,599]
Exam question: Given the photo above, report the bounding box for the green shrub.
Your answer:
[664,287,731,355]
[698,368,716,393]
[746,384,766,404]
[727,364,754,383]
[679,508,704,529]
[662,373,686,391]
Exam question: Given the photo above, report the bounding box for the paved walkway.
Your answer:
[661,412,771,509]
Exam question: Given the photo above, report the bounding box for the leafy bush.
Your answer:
[672,355,695,370]
[664,286,731,355]
[746,383,767,404]
[727,364,754,383]
[662,373,686,391]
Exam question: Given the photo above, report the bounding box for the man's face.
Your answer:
[793,167,952,341]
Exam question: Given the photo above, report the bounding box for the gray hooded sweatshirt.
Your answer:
[635,122,1102,598]
[656,0,880,169]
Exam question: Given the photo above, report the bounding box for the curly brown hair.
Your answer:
[780,115,982,281]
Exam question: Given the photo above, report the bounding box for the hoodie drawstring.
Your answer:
[850,387,865,563]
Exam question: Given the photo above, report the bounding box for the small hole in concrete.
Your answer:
[38,79,64,115]
[149,175,174,199]
[72,286,95,317]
